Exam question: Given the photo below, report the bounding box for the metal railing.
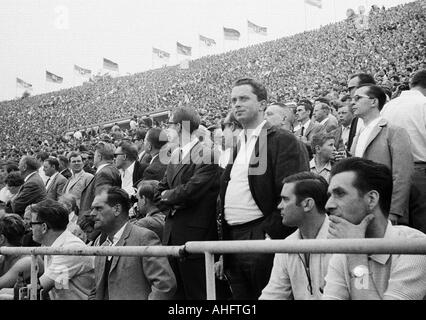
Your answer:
[2,238,426,300]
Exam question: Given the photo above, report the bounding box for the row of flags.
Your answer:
[15,2,324,92]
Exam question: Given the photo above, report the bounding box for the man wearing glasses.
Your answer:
[349,84,413,226]
[31,199,95,300]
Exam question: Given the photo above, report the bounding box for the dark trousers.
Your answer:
[168,255,207,300]
[409,163,426,233]
[224,219,274,300]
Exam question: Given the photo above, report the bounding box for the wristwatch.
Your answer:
[351,265,369,278]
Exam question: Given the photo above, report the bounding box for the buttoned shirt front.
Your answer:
[120,161,136,196]
[310,158,332,183]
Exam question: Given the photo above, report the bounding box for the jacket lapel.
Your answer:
[108,223,132,274]
[171,141,200,185]
[363,119,386,155]
[305,121,315,137]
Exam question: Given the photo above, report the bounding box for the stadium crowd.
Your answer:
[1,1,426,300]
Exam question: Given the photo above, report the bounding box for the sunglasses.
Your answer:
[29,221,44,226]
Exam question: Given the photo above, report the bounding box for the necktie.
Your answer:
[45,178,50,186]
[300,126,305,137]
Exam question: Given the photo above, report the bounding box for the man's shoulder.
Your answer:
[128,223,161,245]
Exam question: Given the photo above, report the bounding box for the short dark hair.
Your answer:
[5,172,24,187]
[171,106,201,134]
[297,99,314,117]
[282,172,329,213]
[233,78,267,102]
[358,84,387,111]
[0,214,26,246]
[411,70,426,89]
[137,180,159,202]
[349,73,376,86]
[118,141,138,162]
[146,128,168,150]
[31,199,70,231]
[134,128,147,141]
[44,157,60,171]
[36,151,49,162]
[58,155,69,167]
[5,162,19,174]
[102,186,131,216]
[330,157,392,215]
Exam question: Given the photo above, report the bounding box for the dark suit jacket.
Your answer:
[220,123,310,240]
[132,161,147,187]
[294,120,323,142]
[92,223,176,300]
[156,141,220,246]
[139,151,152,165]
[46,173,67,201]
[347,117,360,152]
[9,172,47,216]
[79,164,122,216]
[141,154,167,182]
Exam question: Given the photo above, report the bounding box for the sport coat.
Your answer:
[63,171,94,207]
[79,164,122,216]
[132,160,147,186]
[294,120,323,142]
[9,172,47,216]
[350,118,413,222]
[92,223,176,300]
[220,123,310,240]
[156,141,220,246]
[46,173,68,201]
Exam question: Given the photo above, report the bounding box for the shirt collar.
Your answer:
[303,119,311,130]
[369,221,394,264]
[149,153,159,165]
[180,137,199,160]
[239,120,267,142]
[310,158,332,171]
[121,161,135,176]
[110,222,128,245]
[363,116,382,131]
[50,230,72,247]
[294,215,330,240]
[319,117,328,125]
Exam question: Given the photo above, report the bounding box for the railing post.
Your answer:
[30,255,39,300]
[204,252,216,300]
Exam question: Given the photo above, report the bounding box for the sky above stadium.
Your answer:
[0,0,415,101]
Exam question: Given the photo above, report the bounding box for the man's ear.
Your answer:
[302,198,315,212]
[365,190,380,211]
[259,100,267,112]
[0,234,5,245]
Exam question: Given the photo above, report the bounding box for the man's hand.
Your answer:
[328,214,375,239]
[214,255,225,280]
[388,213,399,225]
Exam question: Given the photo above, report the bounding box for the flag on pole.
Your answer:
[177,42,192,56]
[16,78,33,90]
[153,47,170,60]
[199,34,216,47]
[223,27,240,41]
[103,58,119,72]
[247,21,267,36]
[46,71,63,84]
[305,0,322,9]
[74,64,91,76]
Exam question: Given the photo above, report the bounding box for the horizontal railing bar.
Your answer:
[0,246,185,257]
[185,239,426,255]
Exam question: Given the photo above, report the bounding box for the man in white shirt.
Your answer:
[260,172,331,300]
[219,78,309,300]
[31,199,95,300]
[381,70,426,233]
[350,84,413,226]
[323,158,426,300]
[114,141,145,196]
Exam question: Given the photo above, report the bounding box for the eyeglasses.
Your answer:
[29,221,44,227]
[353,95,373,102]
[113,153,125,158]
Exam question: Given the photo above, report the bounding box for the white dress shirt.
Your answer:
[45,172,59,189]
[120,161,136,196]
[354,116,382,157]
[381,90,426,162]
[224,120,266,226]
